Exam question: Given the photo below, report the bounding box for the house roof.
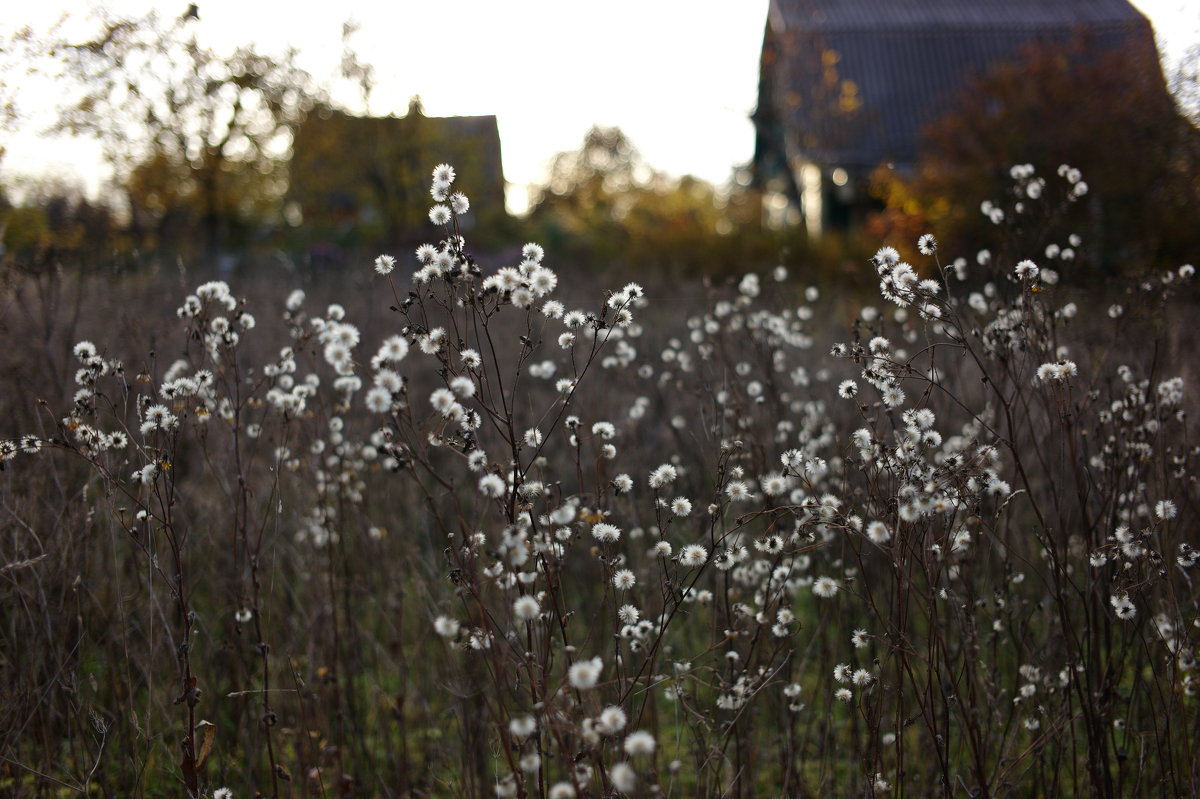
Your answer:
[757,0,1162,169]
[769,0,1152,31]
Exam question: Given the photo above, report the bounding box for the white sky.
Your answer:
[1,0,1196,213]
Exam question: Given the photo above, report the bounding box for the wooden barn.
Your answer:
[287,99,506,256]
[752,0,1165,235]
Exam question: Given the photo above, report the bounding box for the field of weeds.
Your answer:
[1,163,1197,798]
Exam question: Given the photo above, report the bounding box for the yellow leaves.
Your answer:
[838,80,862,114]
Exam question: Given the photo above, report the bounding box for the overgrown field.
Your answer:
[1,164,1198,798]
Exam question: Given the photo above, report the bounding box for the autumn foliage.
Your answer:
[870,37,1200,275]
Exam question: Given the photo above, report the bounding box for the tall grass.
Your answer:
[1,162,1197,798]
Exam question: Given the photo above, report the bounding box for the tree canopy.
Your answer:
[528,126,789,277]
[50,9,323,254]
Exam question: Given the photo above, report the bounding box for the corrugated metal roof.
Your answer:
[758,0,1160,168]
[771,0,1150,32]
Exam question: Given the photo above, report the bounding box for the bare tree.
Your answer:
[50,8,324,254]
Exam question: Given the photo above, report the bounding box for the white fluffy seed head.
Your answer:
[569,657,603,690]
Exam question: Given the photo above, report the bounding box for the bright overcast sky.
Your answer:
[1,0,1196,213]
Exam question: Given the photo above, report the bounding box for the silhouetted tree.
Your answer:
[50,9,323,256]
